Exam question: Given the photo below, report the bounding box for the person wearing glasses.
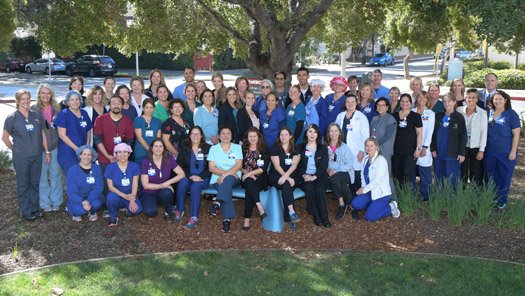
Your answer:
[273,71,289,108]
[307,79,327,135]
[254,79,274,113]
[483,90,520,209]
[260,93,286,147]
[326,123,354,220]
[162,98,191,157]
[176,126,211,229]
[298,124,331,227]
[478,73,498,110]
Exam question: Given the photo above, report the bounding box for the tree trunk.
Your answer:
[403,49,412,79]
[483,42,489,68]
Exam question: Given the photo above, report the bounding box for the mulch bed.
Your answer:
[1,138,524,274]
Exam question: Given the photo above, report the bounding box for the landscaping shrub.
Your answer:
[472,181,497,225]
[488,61,512,70]
[447,183,473,225]
[396,181,420,217]
[428,180,453,221]
[507,199,525,230]
[463,69,525,89]
[518,63,525,71]
[0,150,12,173]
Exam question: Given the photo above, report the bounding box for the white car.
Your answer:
[25,58,66,74]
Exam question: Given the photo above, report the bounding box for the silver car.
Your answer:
[25,58,66,74]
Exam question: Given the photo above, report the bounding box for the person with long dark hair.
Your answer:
[218,87,242,143]
[194,89,219,145]
[162,98,191,157]
[134,98,162,166]
[237,90,260,140]
[176,126,212,229]
[286,85,307,145]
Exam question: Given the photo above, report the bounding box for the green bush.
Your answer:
[447,183,474,225]
[488,61,512,70]
[0,150,12,172]
[472,181,497,225]
[463,69,525,89]
[396,181,420,217]
[428,180,453,221]
[518,63,525,71]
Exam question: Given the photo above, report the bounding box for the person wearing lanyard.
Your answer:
[176,126,212,229]
[240,127,270,231]
[55,90,92,175]
[392,93,422,187]
[162,98,191,157]
[83,85,109,147]
[140,138,185,222]
[207,126,243,233]
[260,93,286,147]
[269,127,302,230]
[130,77,148,116]
[254,79,274,113]
[182,84,201,127]
[457,89,487,186]
[66,145,104,222]
[3,89,50,221]
[237,90,260,140]
[326,123,354,220]
[134,98,162,166]
[218,87,242,143]
[306,79,326,132]
[335,94,370,195]
[194,89,220,145]
[351,138,401,221]
[324,77,348,137]
[286,85,307,145]
[105,143,142,227]
[412,91,435,201]
[30,83,63,212]
[358,83,377,123]
[152,85,171,123]
[431,93,467,187]
[484,90,520,209]
[298,124,331,227]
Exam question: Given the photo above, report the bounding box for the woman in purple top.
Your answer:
[140,138,185,221]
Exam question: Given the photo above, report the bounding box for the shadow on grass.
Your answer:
[1,251,524,295]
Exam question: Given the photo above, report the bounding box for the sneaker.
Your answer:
[164,212,174,223]
[125,211,133,220]
[88,213,98,222]
[389,201,401,218]
[72,216,82,222]
[289,222,297,230]
[222,219,231,233]
[108,218,118,227]
[119,207,127,212]
[497,202,507,209]
[336,205,347,220]
[50,206,60,212]
[102,210,110,218]
[43,208,52,213]
[184,217,198,229]
[174,210,184,222]
[351,209,360,220]
[289,212,300,223]
[208,203,220,217]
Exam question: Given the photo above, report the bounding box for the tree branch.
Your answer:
[289,0,307,15]
[194,0,249,45]
[288,0,335,47]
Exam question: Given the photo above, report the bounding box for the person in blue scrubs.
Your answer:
[254,79,274,113]
[133,98,161,166]
[305,79,325,131]
[323,77,347,137]
[105,143,142,226]
[286,85,307,145]
[66,145,104,222]
[484,91,520,208]
[260,93,286,147]
[55,90,92,175]
[431,93,467,187]
[358,83,378,123]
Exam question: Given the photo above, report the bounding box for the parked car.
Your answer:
[65,55,118,77]
[438,48,448,60]
[370,53,395,67]
[1,58,25,73]
[455,50,473,60]
[25,58,66,74]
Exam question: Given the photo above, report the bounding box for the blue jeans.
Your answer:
[176,177,210,218]
[351,193,392,222]
[39,149,63,209]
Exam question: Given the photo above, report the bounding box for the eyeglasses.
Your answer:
[261,85,271,89]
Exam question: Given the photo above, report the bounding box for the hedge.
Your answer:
[518,63,525,71]
[463,68,525,89]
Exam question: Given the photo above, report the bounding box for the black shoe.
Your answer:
[209,203,220,217]
[222,219,231,233]
[289,222,297,230]
[323,221,332,228]
[314,220,322,226]
[336,205,347,220]
[32,210,44,219]
[351,209,360,220]
[24,214,38,221]
[164,213,175,223]
[260,212,267,221]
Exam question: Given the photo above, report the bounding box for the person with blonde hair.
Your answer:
[145,69,173,101]
[84,85,109,146]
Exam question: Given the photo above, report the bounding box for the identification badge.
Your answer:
[228,152,235,159]
[257,159,264,167]
[113,136,122,144]
[288,110,295,117]
[197,153,204,160]
[121,177,130,187]
[443,122,449,128]
[346,124,353,131]
[212,110,219,117]
[145,130,154,137]
[399,120,407,128]
[496,118,506,124]
[363,107,371,113]
[285,158,292,166]
[328,105,335,112]
[263,122,269,129]
[305,150,312,157]
[80,121,87,128]
[86,176,95,184]
[422,115,428,121]
[148,168,156,176]
[306,109,310,116]
[25,124,35,132]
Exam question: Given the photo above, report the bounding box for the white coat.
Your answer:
[412,107,435,167]
[335,110,370,171]
[361,153,392,200]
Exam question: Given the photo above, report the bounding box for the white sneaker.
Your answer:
[88,213,98,221]
[102,210,110,218]
[72,216,82,222]
[389,201,401,218]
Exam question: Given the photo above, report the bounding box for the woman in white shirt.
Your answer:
[412,91,435,201]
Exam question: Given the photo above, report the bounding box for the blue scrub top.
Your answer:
[436,114,454,160]
[486,109,520,155]
[286,102,306,144]
[325,93,346,129]
[261,107,286,147]
[363,159,371,184]
[373,85,390,101]
[190,151,205,176]
[133,116,161,160]
[360,101,377,123]
[55,108,92,164]
[305,97,321,127]
[104,161,141,194]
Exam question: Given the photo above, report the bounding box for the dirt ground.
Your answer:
[1,139,524,274]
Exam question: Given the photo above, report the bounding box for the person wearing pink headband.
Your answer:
[322,76,348,137]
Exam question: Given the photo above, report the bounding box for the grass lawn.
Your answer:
[1,251,524,295]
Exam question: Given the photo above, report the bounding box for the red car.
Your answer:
[1,58,25,73]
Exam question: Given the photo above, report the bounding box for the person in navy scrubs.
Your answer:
[484,90,520,209]
[431,93,467,187]
[260,93,286,147]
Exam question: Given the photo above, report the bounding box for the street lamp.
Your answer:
[125,14,140,77]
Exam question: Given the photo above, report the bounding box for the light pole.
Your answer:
[125,14,140,77]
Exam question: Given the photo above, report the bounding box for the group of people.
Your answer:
[2,66,520,232]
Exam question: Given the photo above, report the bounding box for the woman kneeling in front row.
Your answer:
[66,145,104,222]
[351,138,400,222]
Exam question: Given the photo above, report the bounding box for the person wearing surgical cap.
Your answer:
[54,90,92,175]
[66,145,104,222]
[104,143,142,226]
[323,77,348,137]
[307,79,328,137]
